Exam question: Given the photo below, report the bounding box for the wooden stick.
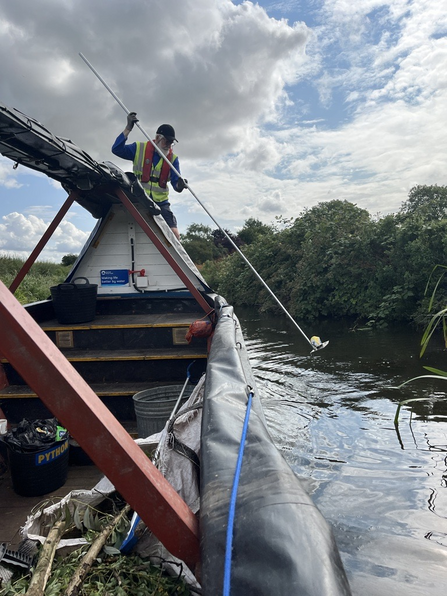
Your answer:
[25,517,67,596]
[64,504,130,596]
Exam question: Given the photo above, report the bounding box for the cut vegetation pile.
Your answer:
[0,495,193,596]
[1,552,192,596]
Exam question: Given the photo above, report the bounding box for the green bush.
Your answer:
[203,187,447,325]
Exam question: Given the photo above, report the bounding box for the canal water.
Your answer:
[238,309,447,596]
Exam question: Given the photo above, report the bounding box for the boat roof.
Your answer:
[0,101,127,218]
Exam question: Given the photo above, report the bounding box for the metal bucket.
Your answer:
[133,385,193,438]
[50,276,98,324]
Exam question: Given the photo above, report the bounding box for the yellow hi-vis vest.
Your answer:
[133,142,177,203]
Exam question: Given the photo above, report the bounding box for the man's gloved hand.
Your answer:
[126,112,139,131]
[176,177,188,192]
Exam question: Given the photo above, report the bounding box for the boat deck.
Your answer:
[0,307,208,423]
[0,461,104,548]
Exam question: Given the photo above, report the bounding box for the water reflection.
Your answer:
[238,309,447,596]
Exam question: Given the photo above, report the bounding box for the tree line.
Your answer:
[182,185,447,327]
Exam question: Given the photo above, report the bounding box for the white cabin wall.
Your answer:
[72,205,185,295]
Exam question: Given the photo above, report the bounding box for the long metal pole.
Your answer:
[79,53,327,352]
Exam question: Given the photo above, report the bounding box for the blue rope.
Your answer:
[223,390,254,596]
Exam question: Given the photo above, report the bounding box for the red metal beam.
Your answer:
[114,188,212,314]
[9,192,77,294]
[0,281,200,568]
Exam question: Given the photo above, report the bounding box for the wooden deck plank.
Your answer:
[60,349,206,361]
[0,381,184,399]
[1,348,207,365]
[40,312,207,331]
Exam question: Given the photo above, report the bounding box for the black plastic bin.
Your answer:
[50,276,98,324]
[2,418,70,497]
[7,439,70,496]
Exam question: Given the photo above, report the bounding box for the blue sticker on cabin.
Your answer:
[100,269,129,286]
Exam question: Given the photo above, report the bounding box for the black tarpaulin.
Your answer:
[200,303,351,596]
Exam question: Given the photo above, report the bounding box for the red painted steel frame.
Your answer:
[0,281,200,567]
[9,192,77,294]
[115,188,212,314]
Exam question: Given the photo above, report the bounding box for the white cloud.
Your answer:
[0,211,89,261]
[0,0,308,162]
[0,0,446,240]
[262,0,447,218]
[258,189,285,213]
[0,213,47,250]
[0,157,22,189]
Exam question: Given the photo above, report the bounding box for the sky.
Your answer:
[0,0,446,262]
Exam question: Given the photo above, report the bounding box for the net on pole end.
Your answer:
[310,336,329,353]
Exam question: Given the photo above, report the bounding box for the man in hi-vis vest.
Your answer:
[112,112,186,240]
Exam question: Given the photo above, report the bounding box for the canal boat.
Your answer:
[0,102,351,595]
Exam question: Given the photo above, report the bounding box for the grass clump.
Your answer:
[0,256,69,304]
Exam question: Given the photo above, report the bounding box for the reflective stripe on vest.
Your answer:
[133,142,177,203]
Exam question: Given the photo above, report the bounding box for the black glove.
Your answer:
[126,112,138,131]
[176,177,187,192]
